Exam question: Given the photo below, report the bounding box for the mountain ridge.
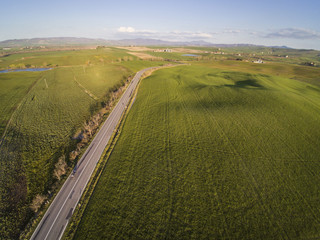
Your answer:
[0,37,290,49]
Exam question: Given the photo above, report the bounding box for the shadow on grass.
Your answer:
[219,79,266,89]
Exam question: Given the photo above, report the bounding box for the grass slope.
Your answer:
[74,65,320,239]
[196,60,320,87]
[0,71,41,137]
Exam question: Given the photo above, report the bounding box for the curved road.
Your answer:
[30,66,159,240]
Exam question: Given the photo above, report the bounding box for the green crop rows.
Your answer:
[74,64,320,239]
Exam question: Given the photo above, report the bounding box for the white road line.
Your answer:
[43,71,140,240]
[30,66,170,240]
[43,85,127,240]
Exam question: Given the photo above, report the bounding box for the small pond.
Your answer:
[0,68,52,73]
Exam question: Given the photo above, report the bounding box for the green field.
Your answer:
[0,71,41,136]
[0,48,167,239]
[74,64,320,239]
[0,47,135,70]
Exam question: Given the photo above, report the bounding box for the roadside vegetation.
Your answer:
[74,63,320,239]
[0,48,167,239]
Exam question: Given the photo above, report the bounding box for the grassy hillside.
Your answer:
[74,64,320,239]
[0,48,167,239]
[0,71,41,137]
[196,60,320,87]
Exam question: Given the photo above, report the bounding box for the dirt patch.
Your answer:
[117,46,154,52]
[128,52,163,61]
[53,155,67,181]
[30,194,47,213]
[172,48,206,53]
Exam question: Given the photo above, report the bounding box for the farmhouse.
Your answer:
[153,48,172,53]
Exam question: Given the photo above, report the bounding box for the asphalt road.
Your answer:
[30,66,157,240]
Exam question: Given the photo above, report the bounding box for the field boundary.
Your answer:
[73,76,99,100]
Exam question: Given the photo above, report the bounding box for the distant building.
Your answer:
[3,47,11,50]
[153,48,172,53]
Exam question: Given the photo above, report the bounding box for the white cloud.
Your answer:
[118,27,135,33]
[222,29,241,34]
[109,27,320,49]
[265,28,320,39]
[192,32,213,38]
[115,27,215,41]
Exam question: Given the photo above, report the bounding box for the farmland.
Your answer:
[74,63,320,239]
[0,48,166,239]
[0,71,41,137]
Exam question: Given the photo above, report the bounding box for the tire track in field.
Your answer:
[218,106,296,237]
[226,101,320,236]
[170,72,232,237]
[230,94,320,192]
[178,86,231,239]
[210,90,320,237]
[191,89,289,239]
[0,73,44,147]
[0,71,47,178]
[250,108,320,224]
[163,78,176,239]
[115,88,151,236]
[226,107,320,235]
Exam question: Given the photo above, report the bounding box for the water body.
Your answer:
[0,68,52,73]
[182,54,199,57]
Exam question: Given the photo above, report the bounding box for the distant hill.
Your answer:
[0,37,111,47]
[0,37,290,49]
[0,37,217,47]
[115,38,217,46]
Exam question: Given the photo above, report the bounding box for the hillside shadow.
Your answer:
[220,79,266,89]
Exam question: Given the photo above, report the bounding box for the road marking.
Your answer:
[43,71,142,240]
[66,208,73,219]
[33,213,50,239]
[31,67,170,240]
[57,224,65,240]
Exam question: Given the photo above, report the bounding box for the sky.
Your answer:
[1,0,320,49]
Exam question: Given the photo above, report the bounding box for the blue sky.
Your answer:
[1,0,320,49]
